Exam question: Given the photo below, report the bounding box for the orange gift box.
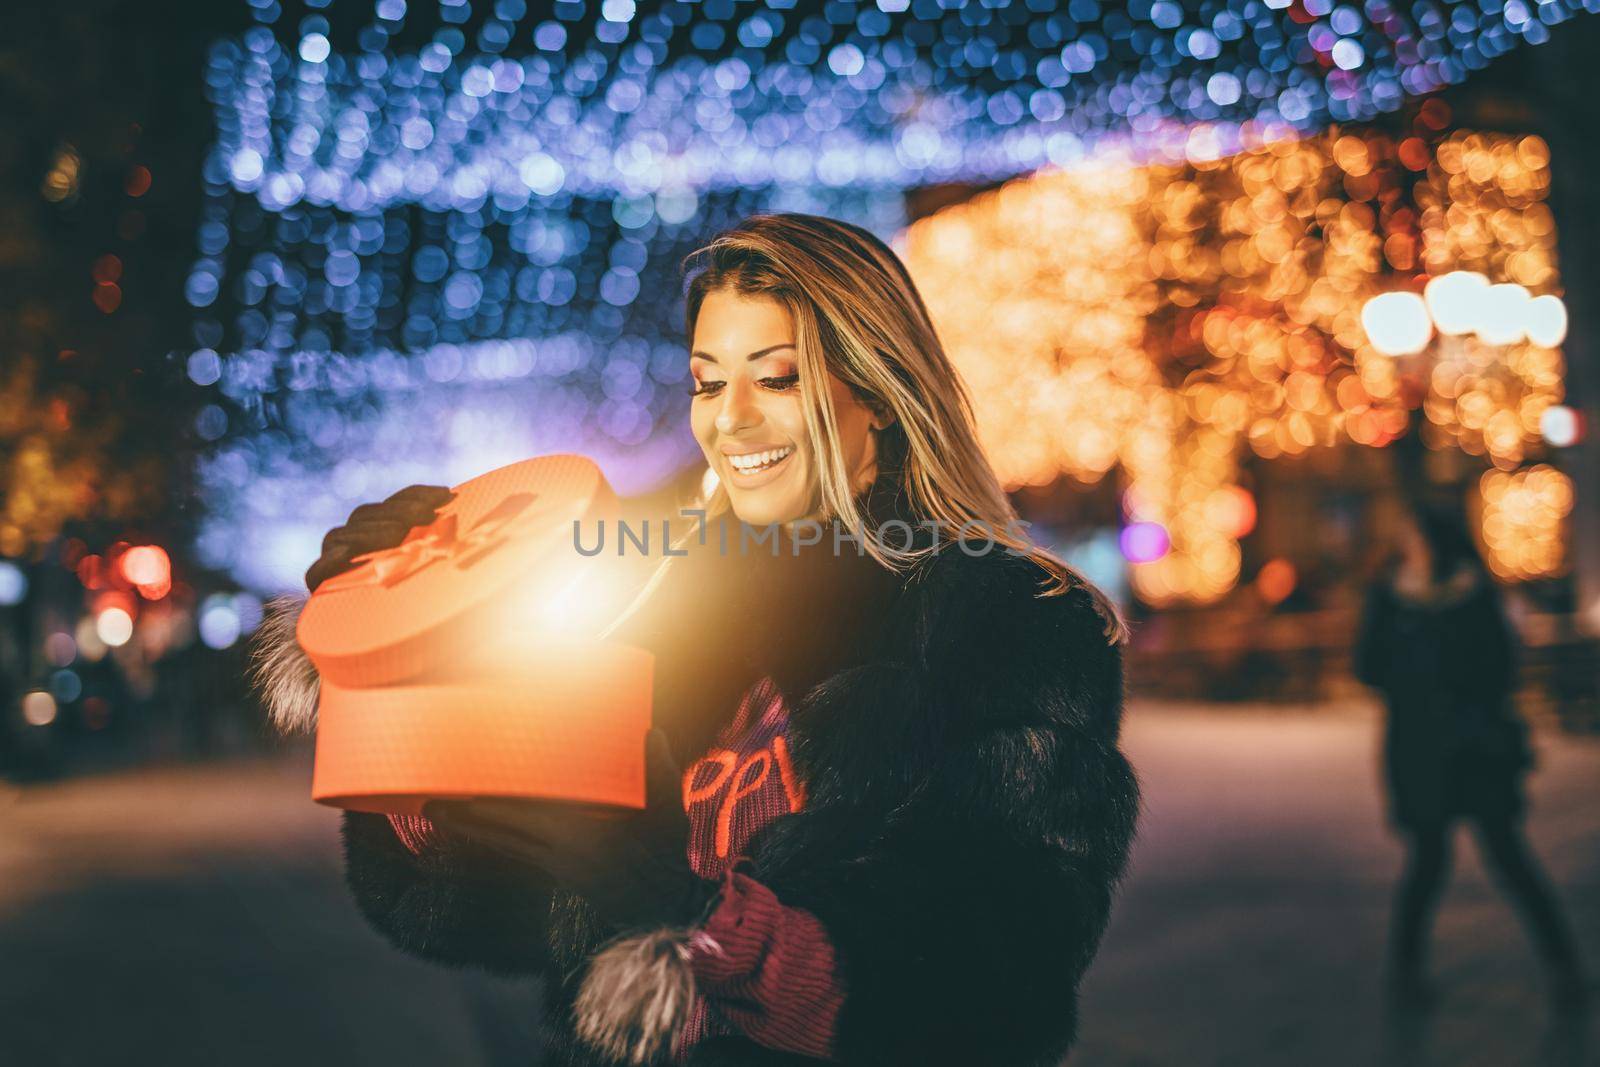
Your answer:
[296,454,655,816]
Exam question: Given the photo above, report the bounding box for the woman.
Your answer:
[1354,502,1584,1010]
[262,214,1140,1064]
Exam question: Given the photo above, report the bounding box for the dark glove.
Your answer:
[424,729,717,934]
[305,484,455,593]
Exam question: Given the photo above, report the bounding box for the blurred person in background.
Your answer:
[1354,501,1586,1012]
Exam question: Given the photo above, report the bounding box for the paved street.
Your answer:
[1074,704,1598,1067]
[2,702,1595,1066]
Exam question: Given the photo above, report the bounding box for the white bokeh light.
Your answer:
[1476,283,1533,346]
[96,607,134,648]
[1423,270,1489,336]
[1360,291,1433,357]
[1540,404,1580,448]
[1525,293,1569,348]
[22,690,58,727]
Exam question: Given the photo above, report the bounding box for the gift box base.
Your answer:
[310,639,654,816]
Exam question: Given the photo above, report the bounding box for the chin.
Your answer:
[727,496,803,528]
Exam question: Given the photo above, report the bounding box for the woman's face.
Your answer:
[690,289,887,527]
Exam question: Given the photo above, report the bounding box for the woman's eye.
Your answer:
[687,380,726,398]
[759,374,800,391]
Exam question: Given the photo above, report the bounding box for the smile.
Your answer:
[726,445,795,480]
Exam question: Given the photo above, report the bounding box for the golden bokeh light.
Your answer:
[1479,465,1572,581]
[902,127,1569,604]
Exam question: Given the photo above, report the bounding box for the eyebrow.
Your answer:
[689,343,797,365]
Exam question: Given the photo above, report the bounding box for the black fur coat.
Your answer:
[329,520,1139,1066]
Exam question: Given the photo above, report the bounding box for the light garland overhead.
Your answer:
[215,0,1593,208]
[188,0,1591,592]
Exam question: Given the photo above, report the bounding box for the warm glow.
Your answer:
[1207,486,1258,539]
[96,607,135,648]
[1540,405,1581,448]
[1476,283,1532,346]
[22,690,58,727]
[121,544,172,599]
[904,127,1566,602]
[1480,466,1571,580]
[1423,271,1489,336]
[700,466,721,502]
[74,615,109,662]
[1525,294,1569,348]
[1361,292,1432,357]
[1256,559,1297,604]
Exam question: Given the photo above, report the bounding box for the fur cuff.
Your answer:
[249,593,321,735]
[574,927,697,1066]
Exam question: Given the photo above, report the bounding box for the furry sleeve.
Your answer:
[249,595,563,976]
[743,560,1141,1066]
[341,809,562,976]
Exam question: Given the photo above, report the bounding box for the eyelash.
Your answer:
[687,374,799,398]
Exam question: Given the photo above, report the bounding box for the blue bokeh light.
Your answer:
[193,0,1593,591]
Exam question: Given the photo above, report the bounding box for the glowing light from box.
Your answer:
[533,562,635,637]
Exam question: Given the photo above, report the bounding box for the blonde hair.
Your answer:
[674,213,1126,644]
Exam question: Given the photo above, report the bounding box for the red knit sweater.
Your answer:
[387,675,844,1062]
[672,676,842,1061]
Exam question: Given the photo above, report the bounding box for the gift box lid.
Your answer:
[297,453,623,689]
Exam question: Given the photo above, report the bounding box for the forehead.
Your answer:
[691,290,794,353]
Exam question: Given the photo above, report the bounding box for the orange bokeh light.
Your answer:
[120,544,170,588]
[1256,559,1297,605]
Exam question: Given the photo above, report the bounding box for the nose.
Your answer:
[713,378,761,436]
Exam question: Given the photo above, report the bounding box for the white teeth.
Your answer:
[728,446,794,473]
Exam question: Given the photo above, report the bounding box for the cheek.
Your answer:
[829,389,876,464]
[767,394,808,447]
[690,403,716,454]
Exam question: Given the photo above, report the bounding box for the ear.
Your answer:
[868,402,896,432]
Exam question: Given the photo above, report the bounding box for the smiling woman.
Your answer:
[687,291,890,528]
[282,213,1140,1067]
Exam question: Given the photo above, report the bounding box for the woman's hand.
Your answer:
[424,729,716,933]
[305,484,455,593]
